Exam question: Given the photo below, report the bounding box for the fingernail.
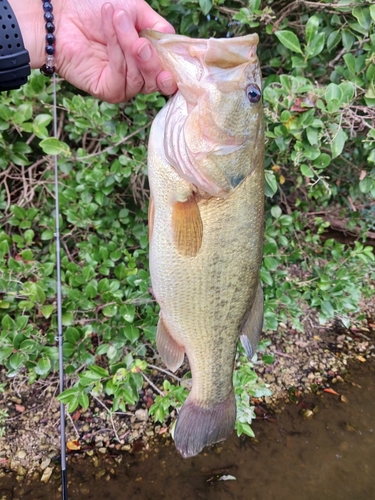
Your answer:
[160,76,174,90]
[137,43,152,61]
[117,11,132,32]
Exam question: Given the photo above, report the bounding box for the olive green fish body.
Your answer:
[145,31,264,458]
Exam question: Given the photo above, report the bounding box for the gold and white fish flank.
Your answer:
[143,30,264,458]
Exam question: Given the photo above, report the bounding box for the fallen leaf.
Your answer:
[324,388,339,396]
[340,395,349,403]
[145,396,154,409]
[219,475,236,481]
[313,335,322,341]
[158,427,168,435]
[72,410,81,421]
[67,440,81,451]
[15,404,25,413]
[356,355,366,362]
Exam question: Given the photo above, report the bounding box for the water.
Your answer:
[1,361,374,500]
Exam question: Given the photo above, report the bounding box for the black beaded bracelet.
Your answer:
[40,1,56,76]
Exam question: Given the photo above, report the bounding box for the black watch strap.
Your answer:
[0,0,30,91]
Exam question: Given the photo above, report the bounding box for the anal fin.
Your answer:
[156,315,185,372]
[240,283,264,361]
[172,194,203,257]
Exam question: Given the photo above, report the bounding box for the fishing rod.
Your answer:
[52,73,68,500]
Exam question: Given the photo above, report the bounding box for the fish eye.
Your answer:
[246,84,261,104]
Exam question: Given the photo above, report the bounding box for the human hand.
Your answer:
[13,0,177,102]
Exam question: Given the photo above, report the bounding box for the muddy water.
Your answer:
[1,361,375,500]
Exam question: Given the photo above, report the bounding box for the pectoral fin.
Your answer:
[172,194,203,257]
[156,315,185,372]
[240,283,264,361]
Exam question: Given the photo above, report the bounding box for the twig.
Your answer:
[92,396,121,443]
[78,122,151,160]
[141,372,163,396]
[66,409,81,440]
[147,363,183,383]
[350,331,371,341]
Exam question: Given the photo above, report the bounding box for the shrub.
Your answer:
[0,0,374,435]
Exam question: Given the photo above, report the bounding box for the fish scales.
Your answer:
[143,30,264,458]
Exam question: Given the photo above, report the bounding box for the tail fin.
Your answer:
[174,391,236,458]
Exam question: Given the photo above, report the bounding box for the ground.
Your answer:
[0,299,374,485]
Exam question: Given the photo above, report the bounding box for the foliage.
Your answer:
[0,0,374,441]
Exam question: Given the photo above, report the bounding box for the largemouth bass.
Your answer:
[144,30,264,458]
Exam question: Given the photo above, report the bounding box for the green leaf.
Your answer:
[306,32,325,59]
[114,263,127,280]
[325,83,342,113]
[2,314,16,330]
[330,126,347,159]
[265,170,278,197]
[9,353,24,370]
[39,138,71,156]
[370,4,375,21]
[62,312,74,326]
[236,422,255,438]
[199,0,212,15]
[352,7,372,31]
[35,357,51,376]
[103,304,118,317]
[63,342,76,358]
[89,365,109,378]
[343,53,356,75]
[271,206,282,219]
[32,284,46,304]
[339,82,354,104]
[124,325,140,344]
[0,347,13,361]
[41,230,54,240]
[10,205,26,219]
[275,30,303,54]
[262,354,275,365]
[78,393,90,409]
[326,30,341,51]
[121,304,135,323]
[16,316,29,330]
[40,304,55,319]
[84,281,98,299]
[300,164,314,178]
[305,15,319,44]
[341,30,355,51]
[306,127,319,146]
[65,327,80,344]
[312,153,331,169]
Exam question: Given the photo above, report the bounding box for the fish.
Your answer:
[143,30,264,458]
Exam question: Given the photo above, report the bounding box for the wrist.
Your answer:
[10,1,45,69]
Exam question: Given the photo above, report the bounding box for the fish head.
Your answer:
[142,30,264,197]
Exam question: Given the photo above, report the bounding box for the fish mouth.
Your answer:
[140,30,259,78]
